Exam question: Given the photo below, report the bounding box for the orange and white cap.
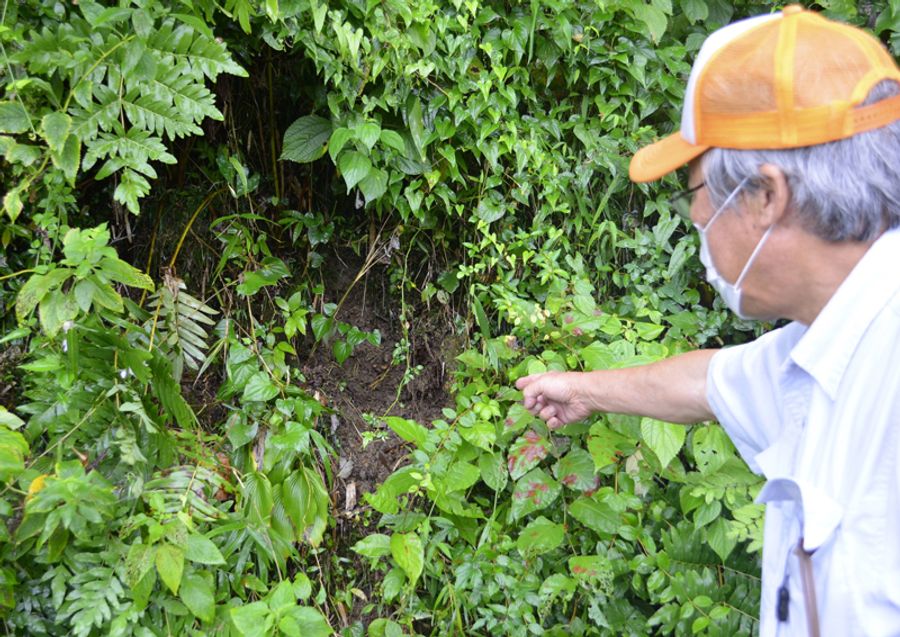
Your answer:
[630,5,900,183]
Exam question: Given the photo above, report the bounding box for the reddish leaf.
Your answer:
[508,430,551,480]
[509,468,561,522]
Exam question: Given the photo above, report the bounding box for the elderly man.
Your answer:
[517,6,900,636]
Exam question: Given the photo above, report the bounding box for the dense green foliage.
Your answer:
[1,0,898,635]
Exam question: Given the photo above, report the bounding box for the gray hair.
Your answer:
[702,80,900,242]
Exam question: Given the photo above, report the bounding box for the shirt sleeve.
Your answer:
[706,323,803,474]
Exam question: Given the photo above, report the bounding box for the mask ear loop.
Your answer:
[733,222,777,289]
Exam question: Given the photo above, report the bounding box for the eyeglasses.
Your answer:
[667,181,705,220]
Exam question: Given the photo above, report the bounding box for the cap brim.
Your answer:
[629,131,709,183]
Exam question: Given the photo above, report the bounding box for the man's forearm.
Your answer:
[584,349,718,424]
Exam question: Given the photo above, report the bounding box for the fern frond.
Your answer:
[70,85,121,141]
[145,73,223,124]
[122,93,202,140]
[146,273,218,379]
[56,557,127,637]
[143,465,228,521]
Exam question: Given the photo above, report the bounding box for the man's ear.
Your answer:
[756,164,791,226]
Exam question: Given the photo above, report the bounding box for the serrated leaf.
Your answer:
[641,417,685,469]
[41,112,70,152]
[282,115,332,163]
[390,532,424,587]
[692,425,732,474]
[338,151,372,191]
[0,102,29,133]
[101,257,154,290]
[180,572,215,623]
[155,544,184,594]
[516,516,564,556]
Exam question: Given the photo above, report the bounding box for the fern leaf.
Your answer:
[70,86,121,141]
[146,274,218,377]
[143,465,227,521]
[122,93,202,140]
[186,35,248,80]
[145,73,223,124]
[114,168,152,215]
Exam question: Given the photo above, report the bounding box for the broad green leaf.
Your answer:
[352,533,392,558]
[553,448,597,492]
[338,151,372,191]
[100,257,154,290]
[41,112,70,152]
[640,417,685,469]
[285,606,332,637]
[180,572,215,623]
[124,543,156,588]
[390,532,424,587]
[0,102,29,134]
[237,257,289,296]
[630,3,668,42]
[458,420,495,451]
[406,97,427,160]
[478,452,508,492]
[355,121,381,150]
[0,427,28,482]
[569,496,619,536]
[507,430,550,480]
[692,425,732,474]
[185,534,226,565]
[516,516,564,556]
[359,167,388,204]
[15,268,72,323]
[333,339,353,364]
[231,601,270,637]
[443,461,480,493]
[681,0,709,23]
[509,468,561,522]
[379,129,405,153]
[707,517,737,562]
[281,115,332,163]
[384,416,428,448]
[242,372,279,402]
[580,341,616,371]
[568,555,613,582]
[0,408,24,430]
[328,127,353,162]
[155,544,184,594]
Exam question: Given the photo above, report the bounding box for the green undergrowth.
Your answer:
[0,0,898,635]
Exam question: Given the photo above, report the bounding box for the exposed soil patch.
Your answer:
[302,250,456,499]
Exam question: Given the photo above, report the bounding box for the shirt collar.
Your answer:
[790,227,900,399]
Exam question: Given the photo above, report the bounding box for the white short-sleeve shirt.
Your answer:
[707,227,900,636]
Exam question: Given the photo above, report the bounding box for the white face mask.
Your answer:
[695,178,775,320]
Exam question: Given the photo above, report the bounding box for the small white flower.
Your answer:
[119,369,128,380]
[62,321,74,333]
